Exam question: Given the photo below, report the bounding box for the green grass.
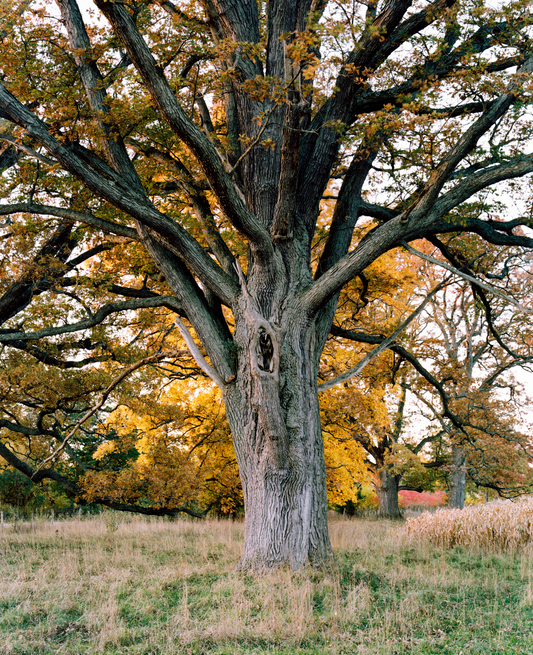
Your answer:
[0,514,532,654]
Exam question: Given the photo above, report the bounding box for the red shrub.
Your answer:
[398,490,447,508]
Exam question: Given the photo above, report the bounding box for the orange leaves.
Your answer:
[80,448,201,509]
[97,381,242,514]
[240,76,275,104]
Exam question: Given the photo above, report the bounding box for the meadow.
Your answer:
[0,508,532,655]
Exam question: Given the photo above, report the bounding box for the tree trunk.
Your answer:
[222,297,333,571]
[448,444,466,509]
[376,467,402,519]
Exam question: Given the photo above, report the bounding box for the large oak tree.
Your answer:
[1,0,533,569]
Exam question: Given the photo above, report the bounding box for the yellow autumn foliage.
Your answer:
[85,370,372,511]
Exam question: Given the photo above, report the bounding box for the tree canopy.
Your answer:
[1,0,533,568]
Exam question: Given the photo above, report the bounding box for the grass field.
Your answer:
[0,512,532,655]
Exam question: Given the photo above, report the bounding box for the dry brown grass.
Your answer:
[0,511,532,654]
[405,498,533,552]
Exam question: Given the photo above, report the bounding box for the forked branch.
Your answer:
[32,350,187,474]
[403,242,533,316]
[318,276,451,391]
[94,0,273,257]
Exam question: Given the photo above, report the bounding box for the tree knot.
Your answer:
[257,327,274,372]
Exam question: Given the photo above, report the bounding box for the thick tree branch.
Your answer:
[352,57,522,117]
[0,340,112,369]
[0,82,238,305]
[429,153,533,221]
[209,0,261,45]
[0,439,80,494]
[137,230,235,381]
[301,51,533,315]
[0,222,77,325]
[134,143,236,275]
[0,203,139,240]
[316,142,379,278]
[0,132,56,165]
[415,216,533,249]
[297,0,416,225]
[94,0,273,257]
[0,296,183,341]
[300,215,408,315]
[57,0,142,189]
[358,200,396,222]
[0,437,210,517]
[399,55,533,223]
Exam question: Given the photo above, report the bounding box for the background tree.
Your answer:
[406,254,533,507]
[1,0,533,569]
[318,246,425,519]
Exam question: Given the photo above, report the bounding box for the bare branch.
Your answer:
[402,242,533,316]
[318,276,451,391]
[400,55,533,222]
[0,296,183,341]
[174,318,226,387]
[0,438,210,517]
[430,153,533,221]
[0,203,139,240]
[33,349,187,473]
[0,81,238,305]
[0,132,56,165]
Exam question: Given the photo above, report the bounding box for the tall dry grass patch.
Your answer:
[1,512,532,653]
[405,498,533,552]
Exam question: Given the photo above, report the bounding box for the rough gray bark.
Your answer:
[224,311,332,568]
[215,255,334,568]
[376,468,402,520]
[448,445,467,509]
